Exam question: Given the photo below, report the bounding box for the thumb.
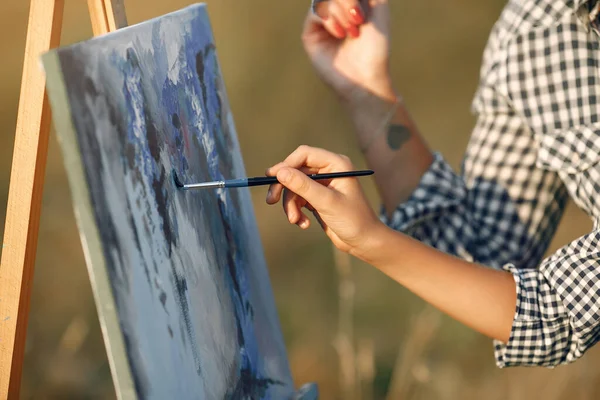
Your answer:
[276,167,334,210]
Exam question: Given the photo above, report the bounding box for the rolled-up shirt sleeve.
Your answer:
[380,153,466,238]
[495,233,600,367]
[380,127,567,272]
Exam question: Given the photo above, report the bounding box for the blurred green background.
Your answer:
[1,1,599,399]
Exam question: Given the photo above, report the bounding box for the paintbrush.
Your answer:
[173,169,374,190]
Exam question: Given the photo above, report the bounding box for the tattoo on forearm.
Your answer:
[387,124,411,150]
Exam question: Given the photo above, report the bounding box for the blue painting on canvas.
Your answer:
[42,4,294,399]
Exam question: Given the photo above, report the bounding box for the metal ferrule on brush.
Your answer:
[181,181,226,190]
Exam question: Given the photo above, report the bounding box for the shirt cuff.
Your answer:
[493,264,570,368]
[380,152,466,232]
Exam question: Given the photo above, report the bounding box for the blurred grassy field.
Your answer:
[1,0,600,399]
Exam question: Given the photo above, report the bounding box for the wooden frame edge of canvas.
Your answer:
[42,51,137,400]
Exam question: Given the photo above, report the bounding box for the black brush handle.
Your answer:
[239,169,374,188]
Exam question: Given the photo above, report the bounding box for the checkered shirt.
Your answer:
[382,0,600,367]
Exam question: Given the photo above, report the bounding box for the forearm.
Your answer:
[342,90,434,215]
[355,224,516,343]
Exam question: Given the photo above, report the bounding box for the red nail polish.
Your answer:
[333,22,346,38]
[349,7,364,24]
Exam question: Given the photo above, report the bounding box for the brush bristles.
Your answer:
[172,170,184,189]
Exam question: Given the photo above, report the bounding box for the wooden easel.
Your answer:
[0,2,320,399]
[0,1,127,398]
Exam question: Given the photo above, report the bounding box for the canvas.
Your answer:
[42,4,302,399]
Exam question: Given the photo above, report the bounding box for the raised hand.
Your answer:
[303,0,396,103]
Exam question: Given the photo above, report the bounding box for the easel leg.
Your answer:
[0,0,127,396]
[88,0,128,35]
[0,0,65,398]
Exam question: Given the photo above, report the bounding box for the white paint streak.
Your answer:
[159,19,188,84]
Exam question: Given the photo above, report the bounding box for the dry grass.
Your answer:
[386,306,441,400]
[333,247,358,399]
